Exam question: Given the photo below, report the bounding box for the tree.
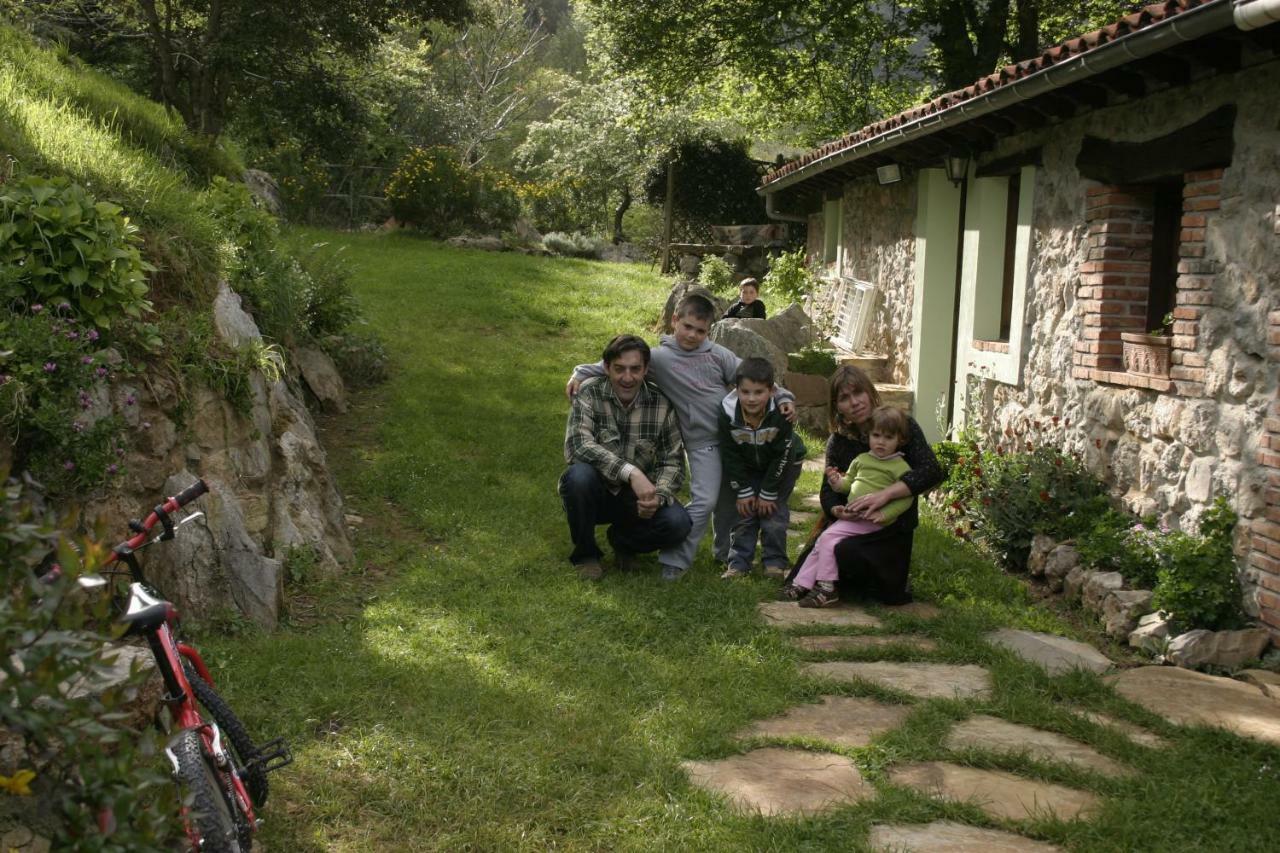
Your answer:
[580,0,1140,140]
[5,0,472,138]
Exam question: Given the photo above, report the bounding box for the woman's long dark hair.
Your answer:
[828,365,882,436]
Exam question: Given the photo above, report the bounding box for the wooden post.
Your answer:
[660,161,674,274]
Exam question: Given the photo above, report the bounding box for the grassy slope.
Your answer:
[198,232,1280,851]
[0,24,236,296]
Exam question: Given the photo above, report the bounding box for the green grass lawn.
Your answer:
[199,231,1280,851]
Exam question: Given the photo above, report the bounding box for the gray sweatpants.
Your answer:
[659,445,738,570]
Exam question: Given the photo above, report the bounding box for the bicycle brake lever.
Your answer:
[177,511,205,526]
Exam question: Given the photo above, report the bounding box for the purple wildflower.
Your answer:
[95,367,108,379]
[31,303,43,314]
[63,460,76,471]
[82,355,94,365]
[66,331,79,341]
[124,394,135,406]
[58,302,70,312]
[72,421,85,433]
[87,329,99,342]
[141,421,151,430]
[107,464,118,475]
[43,362,57,373]
[0,375,8,385]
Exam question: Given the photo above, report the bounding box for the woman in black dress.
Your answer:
[788,365,943,603]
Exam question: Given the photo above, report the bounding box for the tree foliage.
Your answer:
[643,136,766,236]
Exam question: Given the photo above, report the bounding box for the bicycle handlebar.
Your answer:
[36,479,209,583]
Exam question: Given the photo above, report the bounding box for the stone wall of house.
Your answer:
[837,179,918,384]
[962,62,1280,633]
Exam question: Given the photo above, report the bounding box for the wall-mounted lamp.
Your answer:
[944,153,970,187]
[876,163,902,185]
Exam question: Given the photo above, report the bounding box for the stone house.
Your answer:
[759,0,1280,638]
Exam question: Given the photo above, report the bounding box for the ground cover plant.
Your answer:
[192,232,1280,851]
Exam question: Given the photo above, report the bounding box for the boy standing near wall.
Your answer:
[718,357,805,578]
[566,295,794,580]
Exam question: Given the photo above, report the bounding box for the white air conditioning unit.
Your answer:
[824,276,878,352]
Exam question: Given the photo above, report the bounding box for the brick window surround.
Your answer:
[1254,311,1280,640]
[1071,168,1222,396]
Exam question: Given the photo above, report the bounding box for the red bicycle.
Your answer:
[52,479,291,851]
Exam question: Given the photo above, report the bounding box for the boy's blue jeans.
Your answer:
[725,460,803,572]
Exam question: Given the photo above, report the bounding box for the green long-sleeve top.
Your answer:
[717,391,806,502]
[837,451,913,524]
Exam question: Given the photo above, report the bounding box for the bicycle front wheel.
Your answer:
[170,728,248,853]
[184,663,269,808]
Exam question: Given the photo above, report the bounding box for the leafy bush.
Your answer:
[0,475,180,848]
[542,231,600,259]
[517,176,592,234]
[787,347,838,376]
[934,435,1106,571]
[643,136,766,229]
[697,254,735,295]
[321,330,389,385]
[0,306,128,495]
[1152,498,1242,632]
[0,175,154,329]
[384,147,519,237]
[762,248,817,306]
[1076,509,1164,589]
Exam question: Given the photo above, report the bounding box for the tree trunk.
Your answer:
[931,0,1013,90]
[1015,0,1040,61]
[611,185,632,244]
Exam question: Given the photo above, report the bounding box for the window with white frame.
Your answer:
[824,276,878,352]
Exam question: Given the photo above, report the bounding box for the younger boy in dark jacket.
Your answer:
[718,357,805,578]
[722,278,767,320]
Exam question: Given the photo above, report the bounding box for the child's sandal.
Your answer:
[798,584,840,608]
[777,583,807,601]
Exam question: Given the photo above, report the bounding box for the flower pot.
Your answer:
[1120,332,1171,378]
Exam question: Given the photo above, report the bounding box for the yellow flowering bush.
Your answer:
[384,147,518,236]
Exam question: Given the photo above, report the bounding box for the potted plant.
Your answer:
[1121,312,1172,378]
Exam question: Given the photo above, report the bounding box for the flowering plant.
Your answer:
[0,305,126,495]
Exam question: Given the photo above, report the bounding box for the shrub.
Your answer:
[0,175,154,329]
[1076,509,1164,589]
[384,148,519,237]
[0,475,180,847]
[542,231,600,259]
[787,347,838,376]
[0,306,128,496]
[1152,497,1242,632]
[697,254,736,295]
[934,438,1105,571]
[762,248,817,306]
[643,136,766,228]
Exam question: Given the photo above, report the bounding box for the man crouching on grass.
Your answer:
[560,334,692,580]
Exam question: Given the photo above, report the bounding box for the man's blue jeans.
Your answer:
[724,460,803,572]
[559,463,692,565]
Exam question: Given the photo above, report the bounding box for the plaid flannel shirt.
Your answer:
[564,377,685,502]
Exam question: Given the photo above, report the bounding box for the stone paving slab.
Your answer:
[790,634,939,654]
[740,695,911,748]
[1107,666,1280,746]
[803,661,993,700]
[802,457,825,474]
[802,492,823,509]
[888,762,1100,822]
[986,629,1112,675]
[1069,709,1168,749]
[758,601,883,628]
[868,820,1064,852]
[883,601,944,620]
[788,509,819,528]
[682,747,875,816]
[1239,669,1280,700]
[946,715,1130,777]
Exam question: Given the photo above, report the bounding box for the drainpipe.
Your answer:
[1234,0,1280,28]
[765,192,809,223]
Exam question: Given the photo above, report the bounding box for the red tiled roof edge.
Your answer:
[762,0,1220,188]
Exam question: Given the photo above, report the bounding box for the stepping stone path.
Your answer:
[682,747,874,816]
[868,821,1064,852]
[884,601,943,620]
[790,634,939,653]
[803,661,993,700]
[946,715,1131,777]
[888,762,1100,821]
[1107,666,1280,746]
[1239,669,1280,700]
[757,601,882,628]
[1069,709,1167,749]
[739,696,911,748]
[801,457,825,474]
[986,628,1113,675]
[788,509,819,528]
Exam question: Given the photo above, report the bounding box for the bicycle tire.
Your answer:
[183,663,270,807]
[170,728,246,853]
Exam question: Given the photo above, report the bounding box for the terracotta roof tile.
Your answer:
[762,0,1219,188]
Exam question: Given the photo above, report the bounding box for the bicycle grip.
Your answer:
[172,479,209,507]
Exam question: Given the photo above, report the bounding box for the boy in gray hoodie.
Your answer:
[566,294,794,580]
